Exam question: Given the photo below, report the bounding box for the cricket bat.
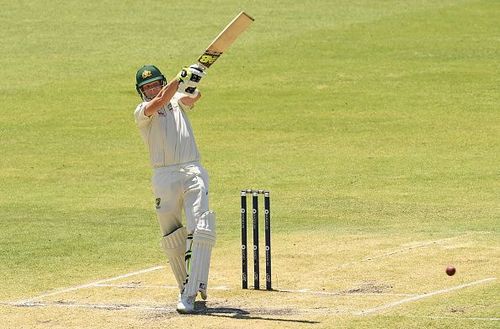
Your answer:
[197,12,254,70]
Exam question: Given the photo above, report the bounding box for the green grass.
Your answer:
[0,0,498,327]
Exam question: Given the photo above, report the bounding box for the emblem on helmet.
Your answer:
[142,70,152,79]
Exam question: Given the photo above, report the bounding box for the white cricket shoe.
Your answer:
[176,294,196,314]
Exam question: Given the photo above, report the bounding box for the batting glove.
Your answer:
[176,67,193,84]
[188,64,206,83]
[177,65,205,84]
[178,85,200,96]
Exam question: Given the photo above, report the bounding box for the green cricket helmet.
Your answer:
[135,64,167,99]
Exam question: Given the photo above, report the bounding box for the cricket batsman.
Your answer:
[133,63,215,314]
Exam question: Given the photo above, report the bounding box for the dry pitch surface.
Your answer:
[1,232,497,328]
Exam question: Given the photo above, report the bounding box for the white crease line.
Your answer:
[93,283,180,289]
[15,265,165,304]
[5,300,173,313]
[93,283,230,291]
[354,277,496,316]
[3,300,301,317]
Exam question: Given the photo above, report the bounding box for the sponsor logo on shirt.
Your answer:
[158,103,173,116]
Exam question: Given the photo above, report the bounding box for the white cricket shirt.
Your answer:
[134,93,200,168]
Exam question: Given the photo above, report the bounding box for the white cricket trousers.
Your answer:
[152,161,210,236]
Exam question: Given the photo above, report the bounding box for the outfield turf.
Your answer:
[0,0,498,328]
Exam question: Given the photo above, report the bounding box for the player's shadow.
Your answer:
[193,301,320,324]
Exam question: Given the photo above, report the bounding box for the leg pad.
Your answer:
[161,226,188,290]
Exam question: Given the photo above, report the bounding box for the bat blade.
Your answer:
[197,12,254,69]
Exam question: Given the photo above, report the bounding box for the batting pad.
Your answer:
[183,211,216,298]
[161,226,188,290]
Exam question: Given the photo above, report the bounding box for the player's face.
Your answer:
[142,80,163,99]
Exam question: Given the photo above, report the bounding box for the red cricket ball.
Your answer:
[446,266,456,276]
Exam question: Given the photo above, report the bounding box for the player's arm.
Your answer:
[179,91,202,108]
[143,79,180,117]
[143,66,204,116]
